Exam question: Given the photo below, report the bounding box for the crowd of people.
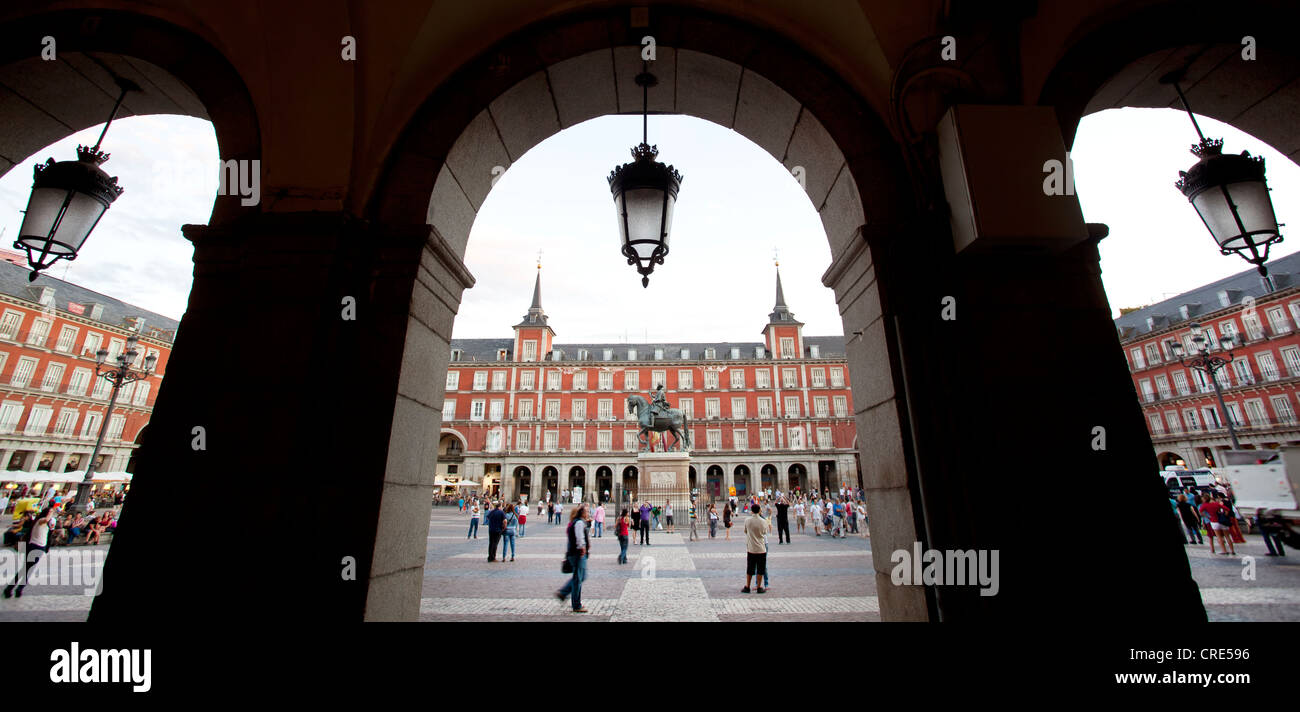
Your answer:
[3,498,118,598]
[1169,483,1294,557]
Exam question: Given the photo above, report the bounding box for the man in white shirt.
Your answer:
[809,499,823,536]
[741,504,771,594]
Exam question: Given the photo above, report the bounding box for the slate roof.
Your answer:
[0,259,181,342]
[1113,251,1300,341]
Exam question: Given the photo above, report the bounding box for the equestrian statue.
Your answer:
[626,384,691,452]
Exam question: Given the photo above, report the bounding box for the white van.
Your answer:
[1160,466,1217,490]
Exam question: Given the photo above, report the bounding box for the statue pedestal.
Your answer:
[635,451,693,527]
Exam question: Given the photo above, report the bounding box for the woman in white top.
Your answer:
[467,503,481,539]
[4,505,56,598]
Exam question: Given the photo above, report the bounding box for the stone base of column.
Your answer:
[636,451,692,525]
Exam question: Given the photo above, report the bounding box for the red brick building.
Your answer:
[1116,252,1300,469]
[439,268,860,504]
[0,256,173,483]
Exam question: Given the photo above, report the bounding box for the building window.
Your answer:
[759,428,774,450]
[471,400,485,421]
[758,398,773,419]
[755,347,765,359]
[788,427,805,449]
[492,371,507,390]
[782,368,797,388]
[24,406,52,436]
[473,371,487,390]
[446,371,460,390]
[517,399,533,420]
[443,399,456,420]
[705,429,721,450]
[1144,343,1160,365]
[833,396,847,417]
[598,371,613,391]
[625,431,638,451]
[544,432,558,451]
[1282,347,1300,377]
[731,398,746,419]
[54,409,78,436]
[680,348,690,359]
[1244,399,1268,426]
[628,348,637,361]
[1139,379,1154,403]
[522,341,537,362]
[1243,312,1264,340]
[572,400,587,421]
[40,363,64,392]
[1154,374,1170,398]
[1172,370,1190,396]
[652,370,666,388]
[1164,411,1181,433]
[704,371,719,389]
[546,400,560,421]
[106,414,126,441]
[598,431,612,451]
[817,427,832,449]
[489,400,504,421]
[11,357,38,388]
[598,399,613,420]
[811,368,826,387]
[519,371,535,390]
[810,345,820,359]
[1271,395,1296,423]
[814,397,829,417]
[547,370,561,390]
[1267,306,1291,335]
[730,347,741,359]
[0,311,22,340]
[26,319,51,347]
[573,371,587,390]
[1183,409,1200,431]
[727,369,742,389]
[756,369,771,388]
[679,398,694,418]
[487,430,503,452]
[779,338,795,359]
[1148,414,1164,434]
[571,431,585,452]
[655,348,664,360]
[516,431,532,451]
[705,398,720,419]
[1219,320,1239,343]
[603,348,613,361]
[0,401,23,434]
[91,376,112,400]
[55,326,78,353]
[1232,358,1254,386]
[733,430,748,450]
[705,348,716,359]
[1130,347,1145,369]
[784,396,800,418]
[678,370,693,389]
[1257,352,1280,381]
[450,348,463,361]
[577,349,589,361]
[624,371,639,391]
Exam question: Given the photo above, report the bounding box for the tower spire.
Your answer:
[517,258,548,327]
[768,262,799,324]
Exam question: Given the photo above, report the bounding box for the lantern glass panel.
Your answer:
[623,187,666,244]
[1191,180,1278,251]
[661,192,677,247]
[50,192,108,253]
[17,187,69,249]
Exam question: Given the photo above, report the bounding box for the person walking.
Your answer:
[467,501,481,539]
[517,501,528,538]
[845,500,858,534]
[630,503,642,539]
[1198,494,1236,555]
[593,503,605,538]
[708,503,719,538]
[553,501,563,526]
[556,504,590,613]
[501,504,519,562]
[486,502,507,562]
[775,495,791,544]
[741,503,771,594]
[795,497,806,534]
[546,500,555,525]
[809,498,823,537]
[664,500,674,534]
[4,505,56,598]
[831,498,845,538]
[688,497,699,541]
[639,501,653,545]
[1175,494,1203,545]
[616,509,631,565]
[458,496,465,513]
[723,501,733,540]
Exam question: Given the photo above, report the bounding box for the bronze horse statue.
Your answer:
[626,394,691,452]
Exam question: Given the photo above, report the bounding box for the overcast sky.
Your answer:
[0,108,1295,340]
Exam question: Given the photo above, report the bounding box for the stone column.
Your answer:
[20,451,38,472]
[89,214,473,623]
[48,451,69,473]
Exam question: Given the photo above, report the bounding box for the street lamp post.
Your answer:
[67,334,157,515]
[1171,323,1241,450]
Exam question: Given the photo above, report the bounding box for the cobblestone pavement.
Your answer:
[0,509,1295,622]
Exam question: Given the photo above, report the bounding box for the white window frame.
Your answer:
[55,325,78,353]
[833,396,848,418]
[40,362,65,392]
[491,371,507,391]
[731,397,746,419]
[0,310,23,340]
[446,371,460,390]
[11,357,38,388]
[522,341,537,362]
[470,400,486,421]
[472,371,488,391]
[733,429,748,451]
[759,428,774,450]
[678,370,693,390]
[516,430,531,451]
[519,371,536,390]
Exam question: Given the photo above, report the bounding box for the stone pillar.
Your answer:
[89,214,473,623]
[48,451,69,473]
[583,466,595,504]
[529,467,542,504]
[20,451,38,472]
[722,465,734,500]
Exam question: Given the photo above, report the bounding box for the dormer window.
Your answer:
[578,349,589,361]
[1218,290,1231,308]
[450,349,463,362]
[704,348,716,359]
[755,346,765,359]
[680,348,690,359]
[810,345,820,358]
[628,348,637,361]
[603,348,613,361]
[731,347,740,359]
[655,348,664,360]
[496,349,508,361]
[1146,317,1155,331]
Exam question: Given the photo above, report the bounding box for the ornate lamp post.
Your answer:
[67,333,156,514]
[14,77,138,282]
[1163,71,1283,291]
[1170,323,1241,450]
[608,63,683,288]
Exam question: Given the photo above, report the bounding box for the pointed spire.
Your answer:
[530,269,543,310]
[767,263,801,325]
[516,260,549,328]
